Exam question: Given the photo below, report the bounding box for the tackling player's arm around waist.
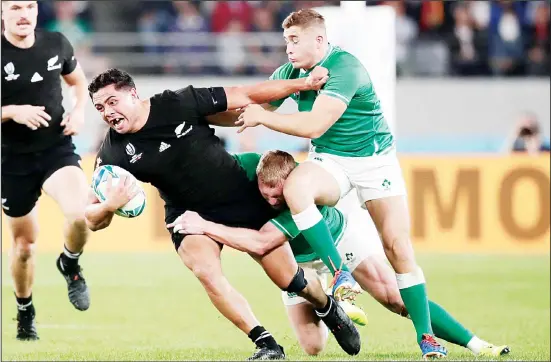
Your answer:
[167,150,329,259]
[167,211,286,256]
[166,151,291,255]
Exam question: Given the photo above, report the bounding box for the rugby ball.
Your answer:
[91,165,146,218]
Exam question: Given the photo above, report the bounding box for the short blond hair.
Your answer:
[256,150,296,187]
[282,9,325,29]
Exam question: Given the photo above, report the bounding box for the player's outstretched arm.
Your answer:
[223,66,328,111]
[205,65,328,127]
[206,104,277,127]
[237,94,347,138]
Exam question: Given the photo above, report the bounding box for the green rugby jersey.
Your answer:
[269,45,394,157]
[232,152,345,263]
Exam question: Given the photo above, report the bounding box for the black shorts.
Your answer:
[168,227,223,253]
[165,196,278,251]
[1,139,82,217]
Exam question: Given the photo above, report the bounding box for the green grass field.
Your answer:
[2,252,549,361]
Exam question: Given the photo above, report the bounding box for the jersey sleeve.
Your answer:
[269,209,300,240]
[319,53,362,106]
[268,63,293,108]
[174,86,228,117]
[232,152,262,181]
[58,32,78,75]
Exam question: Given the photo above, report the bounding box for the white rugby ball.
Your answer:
[91,165,146,218]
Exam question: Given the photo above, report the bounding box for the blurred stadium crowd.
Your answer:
[32,0,549,77]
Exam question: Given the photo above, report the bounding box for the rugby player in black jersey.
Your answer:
[85,68,361,360]
[2,0,91,341]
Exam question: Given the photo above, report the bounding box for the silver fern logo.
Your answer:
[175,122,192,138]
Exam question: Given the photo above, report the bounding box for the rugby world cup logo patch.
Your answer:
[126,143,142,163]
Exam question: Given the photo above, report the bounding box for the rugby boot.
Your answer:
[316,295,361,355]
[56,254,90,311]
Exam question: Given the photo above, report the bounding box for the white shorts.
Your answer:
[281,207,384,306]
[305,148,407,207]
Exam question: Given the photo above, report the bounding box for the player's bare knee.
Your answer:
[298,328,327,355]
[382,232,411,261]
[64,206,87,227]
[283,170,313,201]
[195,268,221,291]
[192,264,222,292]
[13,237,36,263]
[182,255,205,278]
[68,214,88,235]
[182,255,222,292]
[302,341,325,356]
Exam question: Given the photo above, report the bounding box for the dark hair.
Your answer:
[88,68,136,98]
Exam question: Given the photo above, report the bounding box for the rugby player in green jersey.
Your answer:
[170,151,510,359]
[235,8,456,359]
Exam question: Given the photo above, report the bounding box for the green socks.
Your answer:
[292,204,349,275]
[397,268,433,343]
[428,300,474,347]
[398,268,475,347]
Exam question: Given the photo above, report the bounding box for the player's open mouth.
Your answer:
[111,118,125,129]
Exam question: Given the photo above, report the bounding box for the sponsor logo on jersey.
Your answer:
[210,88,218,105]
[175,122,193,138]
[130,154,142,164]
[126,143,142,163]
[47,55,62,71]
[4,62,20,81]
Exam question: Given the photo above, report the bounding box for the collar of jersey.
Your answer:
[300,43,335,75]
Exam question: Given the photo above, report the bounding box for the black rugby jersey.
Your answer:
[95,86,277,229]
[2,30,78,154]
